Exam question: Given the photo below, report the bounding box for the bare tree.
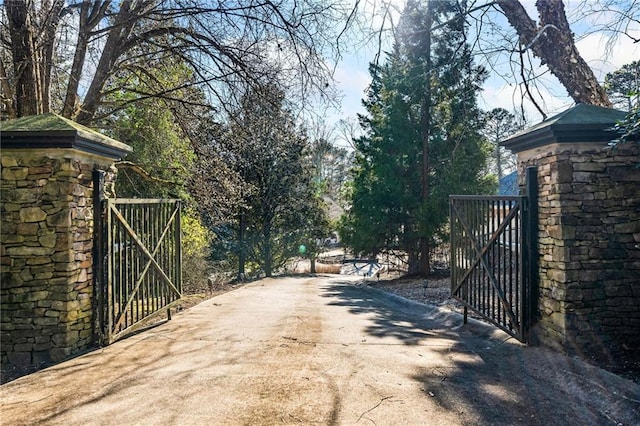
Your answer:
[494,0,611,107]
[4,1,636,125]
[1,0,354,124]
[3,0,64,116]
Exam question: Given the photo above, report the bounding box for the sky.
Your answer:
[326,0,640,138]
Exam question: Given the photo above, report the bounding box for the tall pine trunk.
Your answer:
[418,2,433,276]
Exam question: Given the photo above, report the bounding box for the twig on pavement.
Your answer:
[356,396,393,423]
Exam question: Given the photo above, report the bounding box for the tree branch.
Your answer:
[115,160,183,185]
[519,47,546,120]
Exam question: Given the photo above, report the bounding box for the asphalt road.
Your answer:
[1,276,639,425]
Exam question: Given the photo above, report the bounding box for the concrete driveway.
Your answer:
[1,276,639,425]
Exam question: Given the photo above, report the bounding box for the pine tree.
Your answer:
[341,0,494,274]
[482,108,521,182]
[604,61,639,112]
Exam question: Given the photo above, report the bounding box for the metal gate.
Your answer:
[96,199,182,344]
[450,168,537,343]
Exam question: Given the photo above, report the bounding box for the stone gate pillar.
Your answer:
[1,113,131,378]
[501,104,640,363]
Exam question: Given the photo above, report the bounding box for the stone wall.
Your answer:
[517,142,640,359]
[1,149,117,373]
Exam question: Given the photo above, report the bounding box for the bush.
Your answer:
[181,209,213,294]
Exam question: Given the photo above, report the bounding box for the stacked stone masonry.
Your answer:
[1,150,116,370]
[517,142,640,358]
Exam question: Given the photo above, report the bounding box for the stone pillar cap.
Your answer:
[500,104,630,154]
[1,113,132,160]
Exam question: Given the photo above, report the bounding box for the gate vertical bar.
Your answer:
[524,166,539,343]
[176,201,182,296]
[104,198,114,344]
[450,197,455,295]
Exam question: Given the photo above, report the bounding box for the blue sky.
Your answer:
[326,0,640,133]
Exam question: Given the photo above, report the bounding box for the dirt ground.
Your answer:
[366,273,463,313]
[0,282,241,384]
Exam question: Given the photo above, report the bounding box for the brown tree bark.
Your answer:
[497,0,611,107]
[6,1,39,116]
[418,2,433,276]
[75,0,148,124]
[0,59,17,118]
[62,1,109,118]
[5,0,64,117]
[39,0,64,113]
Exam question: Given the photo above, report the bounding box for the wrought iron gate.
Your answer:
[96,199,182,344]
[450,168,537,343]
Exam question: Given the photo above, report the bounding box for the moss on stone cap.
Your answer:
[1,113,132,159]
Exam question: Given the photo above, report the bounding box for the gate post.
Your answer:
[92,170,106,345]
[524,166,538,344]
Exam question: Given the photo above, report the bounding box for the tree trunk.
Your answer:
[62,1,106,118]
[40,0,64,114]
[263,222,272,277]
[75,0,139,124]
[418,2,432,276]
[497,0,611,107]
[310,257,316,274]
[238,213,246,281]
[6,1,39,116]
[5,1,64,117]
[407,250,420,275]
[0,60,16,118]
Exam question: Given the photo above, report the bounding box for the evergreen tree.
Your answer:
[606,62,639,152]
[341,0,494,274]
[604,61,639,112]
[482,108,521,182]
[309,136,351,203]
[340,51,423,264]
[224,85,328,278]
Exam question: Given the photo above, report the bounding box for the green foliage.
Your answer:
[604,61,639,112]
[182,209,213,258]
[105,61,196,200]
[482,108,521,182]
[113,102,194,199]
[606,62,639,151]
[611,100,640,148]
[340,0,494,271]
[309,137,352,204]
[101,57,242,289]
[181,209,216,294]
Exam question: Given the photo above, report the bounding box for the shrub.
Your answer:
[181,209,213,294]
